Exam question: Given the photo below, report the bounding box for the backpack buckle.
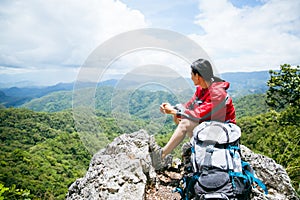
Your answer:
[206,145,214,153]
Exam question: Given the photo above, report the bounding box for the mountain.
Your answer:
[2,82,74,97]
[0,80,37,88]
[22,90,73,112]
[21,86,182,122]
[0,91,9,101]
[0,108,91,199]
[0,70,270,108]
[234,94,269,118]
[220,71,270,97]
[97,79,118,87]
[0,82,75,107]
[0,89,32,107]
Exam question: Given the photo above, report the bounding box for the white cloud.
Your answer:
[0,0,147,73]
[76,28,215,83]
[105,50,191,78]
[190,0,300,72]
[2,0,300,86]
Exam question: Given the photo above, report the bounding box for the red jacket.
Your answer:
[179,82,236,124]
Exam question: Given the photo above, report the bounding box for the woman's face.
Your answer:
[191,71,208,88]
[191,72,200,86]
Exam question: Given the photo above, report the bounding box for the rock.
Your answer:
[241,145,299,200]
[66,130,299,200]
[66,130,156,200]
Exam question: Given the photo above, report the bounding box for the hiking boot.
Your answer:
[150,145,163,170]
[182,142,193,173]
[182,142,192,158]
[149,136,172,170]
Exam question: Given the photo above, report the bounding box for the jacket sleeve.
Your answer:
[179,86,227,122]
[183,100,213,121]
[183,87,199,110]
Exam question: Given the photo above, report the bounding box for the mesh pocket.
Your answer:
[199,171,229,190]
[194,169,233,197]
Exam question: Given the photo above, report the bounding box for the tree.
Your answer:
[0,183,30,200]
[266,64,300,110]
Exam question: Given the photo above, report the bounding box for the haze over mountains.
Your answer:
[0,70,270,108]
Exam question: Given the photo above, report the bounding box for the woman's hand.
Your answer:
[160,103,177,115]
[173,115,181,124]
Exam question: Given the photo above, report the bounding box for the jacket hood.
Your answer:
[210,81,230,90]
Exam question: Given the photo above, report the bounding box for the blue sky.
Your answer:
[0,0,299,86]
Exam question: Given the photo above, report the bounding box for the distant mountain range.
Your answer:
[0,80,118,107]
[0,71,271,108]
[0,80,37,88]
[221,71,270,97]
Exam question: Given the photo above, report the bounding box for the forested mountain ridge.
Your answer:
[21,86,183,118]
[0,65,299,198]
[21,90,72,113]
[221,70,270,97]
[21,88,269,120]
[0,108,91,199]
[0,71,270,108]
[0,83,74,107]
[233,94,269,118]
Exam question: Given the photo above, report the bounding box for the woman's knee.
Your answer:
[177,119,190,130]
[178,119,198,137]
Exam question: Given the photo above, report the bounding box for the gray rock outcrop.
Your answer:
[66,130,156,200]
[241,145,299,200]
[66,130,299,200]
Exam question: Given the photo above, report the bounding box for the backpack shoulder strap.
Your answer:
[242,161,268,195]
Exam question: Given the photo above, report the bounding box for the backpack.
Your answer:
[175,121,268,200]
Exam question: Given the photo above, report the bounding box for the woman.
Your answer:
[151,58,236,169]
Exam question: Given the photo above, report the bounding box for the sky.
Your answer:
[0,0,300,86]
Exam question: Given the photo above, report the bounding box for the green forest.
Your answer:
[0,64,299,199]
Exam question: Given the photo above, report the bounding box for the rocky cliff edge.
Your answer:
[66,130,299,200]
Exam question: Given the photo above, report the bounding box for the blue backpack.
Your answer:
[175,121,268,200]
